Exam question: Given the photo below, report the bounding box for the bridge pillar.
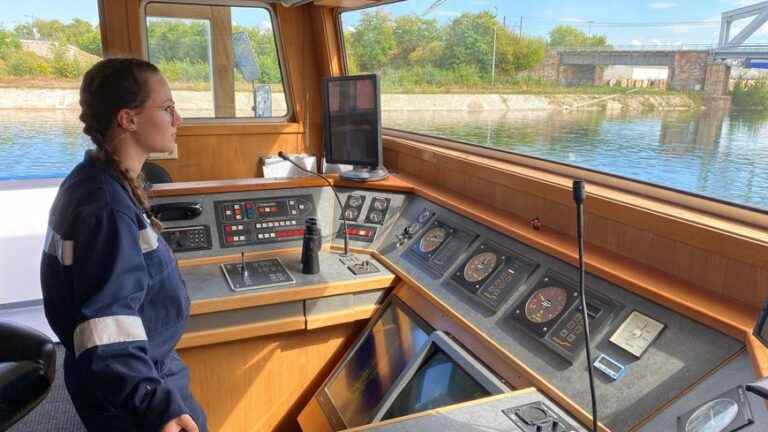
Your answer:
[669,51,709,91]
[559,64,604,86]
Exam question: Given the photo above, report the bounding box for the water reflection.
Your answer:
[383,109,768,211]
[1,108,767,211]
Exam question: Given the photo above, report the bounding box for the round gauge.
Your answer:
[368,210,384,224]
[417,210,431,223]
[463,251,498,283]
[524,286,568,324]
[348,196,363,208]
[685,399,739,432]
[344,208,359,221]
[373,199,387,210]
[405,222,421,235]
[419,227,447,253]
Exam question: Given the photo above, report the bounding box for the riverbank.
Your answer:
[0,87,699,113]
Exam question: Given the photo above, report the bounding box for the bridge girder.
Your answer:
[719,0,768,49]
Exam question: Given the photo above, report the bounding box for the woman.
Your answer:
[40,58,206,432]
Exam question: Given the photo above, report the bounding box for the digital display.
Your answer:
[382,348,491,420]
[324,74,381,167]
[324,302,430,428]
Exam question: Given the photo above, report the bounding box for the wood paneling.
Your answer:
[180,322,363,432]
[210,7,235,117]
[384,136,768,309]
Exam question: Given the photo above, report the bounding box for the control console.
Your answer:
[214,195,316,247]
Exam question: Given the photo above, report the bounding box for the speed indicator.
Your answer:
[463,251,498,283]
[509,272,580,337]
[525,286,568,323]
[419,227,447,253]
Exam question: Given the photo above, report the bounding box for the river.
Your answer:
[1,108,767,211]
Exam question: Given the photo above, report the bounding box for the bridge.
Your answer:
[539,1,768,101]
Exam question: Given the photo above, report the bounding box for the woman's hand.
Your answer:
[161,414,199,432]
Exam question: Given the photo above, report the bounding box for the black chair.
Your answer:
[141,161,173,186]
[0,322,56,432]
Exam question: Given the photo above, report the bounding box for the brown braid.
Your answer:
[79,58,163,232]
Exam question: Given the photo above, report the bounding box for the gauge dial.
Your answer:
[685,398,739,432]
[372,199,388,210]
[463,251,498,283]
[419,227,447,253]
[405,222,421,235]
[417,210,432,223]
[348,196,363,208]
[525,286,568,324]
[344,208,359,221]
[368,210,384,224]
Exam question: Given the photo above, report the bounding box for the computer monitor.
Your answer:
[316,297,432,429]
[323,74,389,182]
[374,331,509,422]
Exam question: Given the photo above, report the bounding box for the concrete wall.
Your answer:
[559,64,604,86]
[669,51,709,91]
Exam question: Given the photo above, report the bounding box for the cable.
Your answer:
[277,152,350,257]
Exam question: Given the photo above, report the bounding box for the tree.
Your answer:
[147,19,210,63]
[496,32,547,75]
[392,15,439,66]
[348,10,395,72]
[441,12,497,78]
[548,25,610,49]
[0,30,21,59]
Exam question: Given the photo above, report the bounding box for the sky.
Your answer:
[0,0,767,46]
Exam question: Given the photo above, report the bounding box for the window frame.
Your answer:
[139,0,294,124]
[335,6,768,229]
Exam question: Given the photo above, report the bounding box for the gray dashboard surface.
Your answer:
[181,250,393,302]
[376,195,745,432]
[356,389,588,432]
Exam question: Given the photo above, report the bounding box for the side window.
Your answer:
[0,1,103,181]
[144,1,289,120]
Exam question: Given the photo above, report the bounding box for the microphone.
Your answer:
[278,152,350,257]
[574,180,598,432]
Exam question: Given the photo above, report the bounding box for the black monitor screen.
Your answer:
[324,301,430,428]
[382,347,491,420]
[324,74,381,167]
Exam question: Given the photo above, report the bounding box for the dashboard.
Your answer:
[150,185,767,432]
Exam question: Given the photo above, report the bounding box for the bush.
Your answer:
[732,78,768,109]
[51,43,81,78]
[157,59,210,83]
[6,50,52,77]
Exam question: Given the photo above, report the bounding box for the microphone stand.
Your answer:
[278,152,350,257]
[574,180,599,432]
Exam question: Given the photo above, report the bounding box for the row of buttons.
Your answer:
[257,233,277,239]
[224,225,246,232]
[226,235,247,242]
[256,220,298,228]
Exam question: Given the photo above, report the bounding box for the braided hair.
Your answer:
[79,58,163,231]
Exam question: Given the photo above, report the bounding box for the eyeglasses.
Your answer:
[158,102,177,117]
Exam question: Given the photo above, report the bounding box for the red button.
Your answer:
[224,225,232,232]
[226,235,234,242]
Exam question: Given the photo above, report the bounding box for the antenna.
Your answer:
[574,180,599,432]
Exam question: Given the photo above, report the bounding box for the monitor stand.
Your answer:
[340,165,390,182]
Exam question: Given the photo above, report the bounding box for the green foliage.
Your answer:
[442,12,496,77]
[6,50,52,77]
[12,18,102,56]
[157,59,211,84]
[349,10,396,72]
[148,18,210,63]
[496,32,547,75]
[732,79,768,109]
[0,30,22,59]
[232,25,282,84]
[548,25,610,49]
[392,15,439,66]
[51,42,81,78]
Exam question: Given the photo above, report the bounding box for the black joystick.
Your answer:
[301,217,321,274]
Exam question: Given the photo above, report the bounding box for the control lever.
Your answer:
[240,251,249,281]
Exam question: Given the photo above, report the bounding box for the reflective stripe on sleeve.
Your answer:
[138,226,158,253]
[73,315,148,357]
[44,226,74,266]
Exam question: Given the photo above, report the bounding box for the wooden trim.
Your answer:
[305,304,379,330]
[343,389,537,432]
[176,121,303,136]
[190,275,396,315]
[178,314,305,349]
[747,335,768,378]
[210,6,235,117]
[298,397,335,432]
[145,3,213,19]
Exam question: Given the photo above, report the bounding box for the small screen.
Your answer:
[325,302,430,428]
[382,348,491,420]
[324,75,381,166]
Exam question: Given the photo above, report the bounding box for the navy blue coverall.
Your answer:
[40,152,207,431]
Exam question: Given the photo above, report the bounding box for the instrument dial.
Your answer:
[417,210,431,223]
[368,210,384,224]
[463,251,498,283]
[685,398,739,432]
[372,199,387,210]
[348,196,363,208]
[405,222,421,235]
[344,208,359,221]
[419,227,447,253]
[525,286,568,324]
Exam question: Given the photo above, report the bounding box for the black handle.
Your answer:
[150,202,202,221]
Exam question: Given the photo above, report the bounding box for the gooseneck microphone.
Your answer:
[277,152,350,257]
[574,180,598,432]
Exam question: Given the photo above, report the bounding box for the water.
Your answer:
[2,108,768,211]
[383,109,768,211]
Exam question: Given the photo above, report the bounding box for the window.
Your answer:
[340,1,768,212]
[0,0,102,181]
[143,1,289,120]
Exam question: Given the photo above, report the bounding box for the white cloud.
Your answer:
[559,17,586,23]
[630,39,643,46]
[649,2,678,9]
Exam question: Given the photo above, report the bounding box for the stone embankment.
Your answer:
[0,88,698,113]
